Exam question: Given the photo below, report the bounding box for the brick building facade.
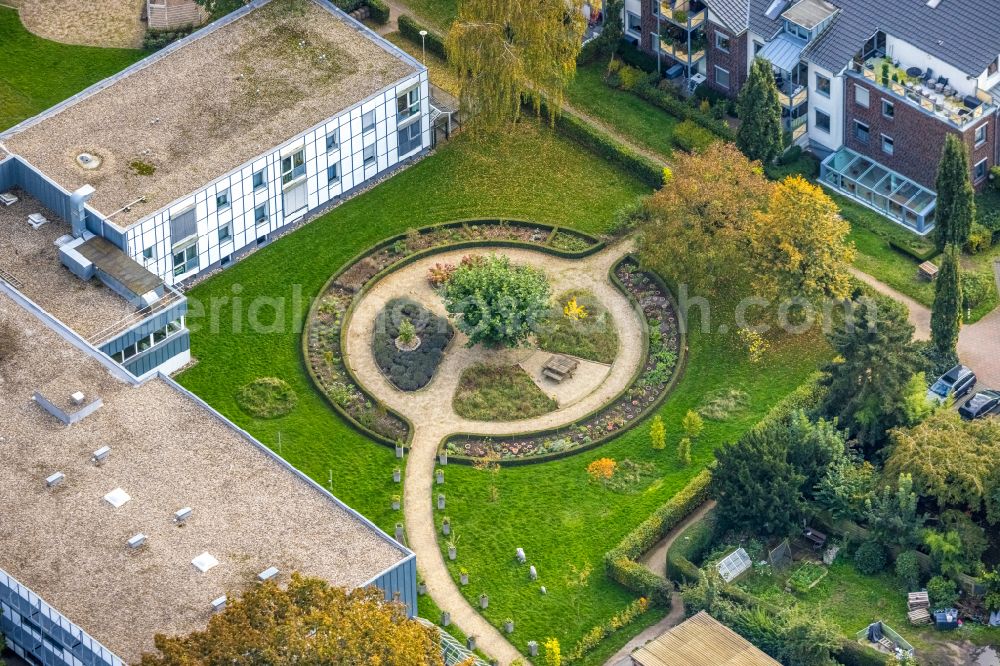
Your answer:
[704,22,748,97]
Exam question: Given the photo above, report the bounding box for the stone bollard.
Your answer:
[516,547,526,564]
[439,451,448,465]
[395,444,404,459]
[529,565,537,581]
[441,611,450,627]
[394,523,404,542]
[466,636,476,651]
[442,519,451,536]
[436,468,444,485]
[393,467,401,483]
[437,493,445,510]
[527,641,538,657]
[479,593,489,609]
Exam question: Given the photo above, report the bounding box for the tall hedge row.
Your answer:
[631,82,735,142]
[602,469,712,605]
[398,14,447,60]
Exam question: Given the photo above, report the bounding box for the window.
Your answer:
[169,206,198,244]
[753,40,764,55]
[854,84,870,108]
[254,203,268,225]
[975,124,987,147]
[626,11,641,34]
[990,57,999,77]
[715,32,731,53]
[216,188,230,209]
[252,168,266,190]
[815,73,830,97]
[362,110,376,133]
[327,163,340,183]
[142,246,155,260]
[784,20,809,40]
[280,149,306,185]
[122,342,138,360]
[881,134,894,156]
[397,87,420,120]
[882,99,894,119]
[974,158,988,183]
[153,325,167,344]
[398,121,422,156]
[714,65,731,91]
[815,109,831,133]
[854,120,870,144]
[172,242,198,277]
[111,350,125,363]
[363,143,376,165]
[326,129,340,152]
[218,223,232,243]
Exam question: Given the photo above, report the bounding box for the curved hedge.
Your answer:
[302,219,604,450]
[603,469,712,606]
[439,254,687,466]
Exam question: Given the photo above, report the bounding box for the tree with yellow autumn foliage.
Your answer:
[139,574,443,665]
[587,457,617,482]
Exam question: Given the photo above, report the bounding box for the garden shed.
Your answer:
[631,611,780,666]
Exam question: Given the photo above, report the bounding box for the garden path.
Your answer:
[849,267,931,341]
[345,241,645,665]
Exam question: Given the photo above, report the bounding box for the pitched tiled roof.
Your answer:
[800,0,1000,77]
[704,0,749,34]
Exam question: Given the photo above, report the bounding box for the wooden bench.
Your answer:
[802,527,827,550]
[542,354,579,383]
[918,261,939,281]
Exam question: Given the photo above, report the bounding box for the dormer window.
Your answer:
[784,20,810,40]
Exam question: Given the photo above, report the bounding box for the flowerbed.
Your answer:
[373,298,453,391]
[441,256,682,462]
[303,220,603,446]
[787,561,829,594]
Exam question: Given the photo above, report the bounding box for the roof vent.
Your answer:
[104,488,131,508]
[257,566,280,582]
[127,533,147,549]
[211,596,227,612]
[46,472,65,488]
[76,153,102,170]
[926,0,943,7]
[174,507,193,524]
[92,445,111,464]
[192,552,219,573]
[71,391,86,405]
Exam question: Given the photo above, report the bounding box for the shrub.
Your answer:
[835,639,891,666]
[631,82,735,141]
[618,64,650,92]
[961,271,994,312]
[650,415,666,450]
[616,38,659,73]
[427,262,455,287]
[366,0,389,24]
[991,165,1000,190]
[926,575,959,608]
[853,540,888,575]
[665,510,718,582]
[966,221,994,254]
[397,15,447,59]
[672,119,718,154]
[373,298,453,391]
[677,437,691,466]
[235,377,298,418]
[143,26,196,51]
[587,457,618,481]
[894,550,922,589]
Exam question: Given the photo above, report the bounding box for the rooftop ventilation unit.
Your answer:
[71,391,86,405]
[92,445,111,464]
[174,507,193,524]
[46,472,65,488]
[257,567,279,582]
[211,596,227,612]
[0,192,18,207]
[104,488,131,508]
[127,533,147,549]
[192,552,219,573]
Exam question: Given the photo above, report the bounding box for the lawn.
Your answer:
[453,363,558,421]
[0,6,146,131]
[437,321,830,655]
[564,61,678,161]
[397,0,457,30]
[176,123,648,534]
[537,290,619,364]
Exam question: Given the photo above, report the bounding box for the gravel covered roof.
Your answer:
[2,0,416,228]
[0,293,408,663]
[0,190,135,338]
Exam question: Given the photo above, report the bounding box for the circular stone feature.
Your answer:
[235,377,298,419]
[373,298,453,391]
[76,152,102,169]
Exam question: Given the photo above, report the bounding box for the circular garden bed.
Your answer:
[440,256,684,463]
[373,298,454,391]
[303,220,603,446]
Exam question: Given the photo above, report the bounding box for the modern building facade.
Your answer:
[0,0,430,378]
[626,0,1000,234]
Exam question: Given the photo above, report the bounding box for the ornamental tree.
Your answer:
[138,574,444,665]
[931,247,962,355]
[446,0,586,133]
[736,58,783,164]
[933,134,976,252]
[444,255,551,348]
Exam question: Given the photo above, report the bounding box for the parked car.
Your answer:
[927,365,976,405]
[958,390,1000,420]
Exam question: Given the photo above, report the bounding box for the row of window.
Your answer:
[109,318,184,363]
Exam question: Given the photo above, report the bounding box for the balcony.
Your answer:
[787,115,807,142]
[852,58,995,130]
[658,30,706,65]
[658,1,705,30]
[777,81,808,108]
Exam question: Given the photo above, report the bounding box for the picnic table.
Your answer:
[542,354,579,383]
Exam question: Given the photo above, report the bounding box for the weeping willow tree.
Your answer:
[446,0,587,133]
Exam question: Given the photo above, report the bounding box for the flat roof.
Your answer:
[0,190,135,338]
[781,0,836,29]
[0,292,408,662]
[2,0,416,228]
[77,236,163,295]
[632,612,781,666]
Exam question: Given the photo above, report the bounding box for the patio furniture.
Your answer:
[922,68,934,83]
[919,261,939,281]
[802,527,827,550]
[906,66,922,78]
[935,82,945,93]
[542,354,579,383]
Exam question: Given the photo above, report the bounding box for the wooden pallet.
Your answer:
[908,608,932,626]
[908,591,930,611]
